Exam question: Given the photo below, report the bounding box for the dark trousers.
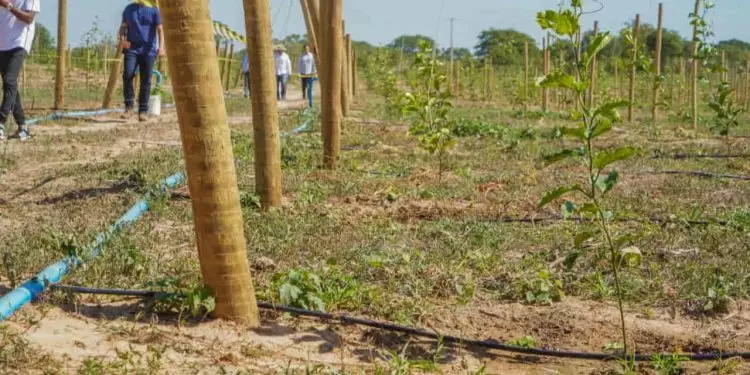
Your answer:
[243,72,251,97]
[301,77,313,99]
[0,47,27,129]
[123,52,156,113]
[276,74,288,100]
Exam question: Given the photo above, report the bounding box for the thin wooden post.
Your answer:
[691,0,700,129]
[161,0,259,325]
[54,0,67,110]
[300,0,320,72]
[652,3,664,122]
[224,43,235,89]
[243,0,282,209]
[321,0,343,168]
[542,37,548,112]
[745,60,750,109]
[340,23,350,117]
[346,34,353,101]
[523,41,529,109]
[628,14,640,122]
[102,41,124,108]
[721,50,727,82]
[220,41,230,88]
[589,21,599,108]
[352,48,357,98]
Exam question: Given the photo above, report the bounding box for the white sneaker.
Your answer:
[0,129,5,141]
[9,128,30,141]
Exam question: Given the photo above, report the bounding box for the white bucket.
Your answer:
[148,95,162,116]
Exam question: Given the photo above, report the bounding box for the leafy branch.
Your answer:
[536,0,642,357]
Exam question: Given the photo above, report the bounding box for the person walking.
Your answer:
[274,45,291,101]
[119,0,164,122]
[241,52,250,98]
[297,45,316,102]
[0,0,40,141]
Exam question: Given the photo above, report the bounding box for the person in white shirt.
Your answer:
[241,52,250,98]
[0,0,40,141]
[273,45,292,101]
[297,45,316,101]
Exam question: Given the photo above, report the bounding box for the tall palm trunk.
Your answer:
[320,0,343,169]
[243,0,283,208]
[160,0,259,325]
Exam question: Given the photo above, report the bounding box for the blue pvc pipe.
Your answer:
[0,172,185,321]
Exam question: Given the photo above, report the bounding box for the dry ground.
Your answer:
[0,81,749,374]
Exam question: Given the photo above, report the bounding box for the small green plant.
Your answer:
[268,266,371,312]
[402,40,456,184]
[376,341,440,375]
[651,352,689,375]
[536,0,642,355]
[702,271,733,314]
[522,269,564,305]
[708,82,744,142]
[146,277,216,320]
[507,335,536,349]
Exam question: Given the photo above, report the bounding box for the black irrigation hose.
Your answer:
[53,284,750,362]
[652,153,750,160]
[481,215,727,227]
[637,170,750,181]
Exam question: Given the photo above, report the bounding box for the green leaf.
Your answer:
[561,126,586,140]
[536,71,585,92]
[620,246,642,267]
[585,33,612,67]
[589,120,613,139]
[592,147,637,169]
[279,284,301,306]
[538,185,579,207]
[614,234,640,249]
[575,231,597,248]
[595,171,619,194]
[543,148,585,164]
[536,9,579,37]
[594,100,630,123]
[562,201,577,218]
[564,251,580,271]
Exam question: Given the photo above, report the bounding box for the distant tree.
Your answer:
[474,28,537,65]
[439,47,472,61]
[717,39,750,65]
[33,23,55,53]
[388,35,436,54]
[646,29,687,62]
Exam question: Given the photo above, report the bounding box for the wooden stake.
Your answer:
[54,0,67,110]
[346,34,353,101]
[320,0,343,169]
[542,37,549,112]
[614,60,620,100]
[589,21,599,108]
[628,14,640,122]
[225,43,235,89]
[523,41,529,108]
[102,41,124,108]
[243,0,283,209]
[351,45,357,98]
[721,50,727,82]
[161,0,259,325]
[691,0,700,129]
[652,3,664,122]
[220,42,230,88]
[340,23,349,117]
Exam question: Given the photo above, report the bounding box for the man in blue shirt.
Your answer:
[119,0,164,122]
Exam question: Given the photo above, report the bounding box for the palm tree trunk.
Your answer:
[243,0,283,209]
[320,0,343,168]
[160,0,259,325]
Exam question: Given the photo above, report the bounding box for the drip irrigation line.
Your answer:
[652,153,750,160]
[637,170,750,181]
[51,284,750,362]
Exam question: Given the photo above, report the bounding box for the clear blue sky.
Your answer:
[37,0,749,50]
